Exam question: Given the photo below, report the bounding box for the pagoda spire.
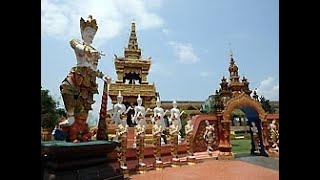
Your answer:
[124,22,142,60]
[228,50,239,83]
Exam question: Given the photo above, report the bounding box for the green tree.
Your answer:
[201,95,215,113]
[41,87,59,130]
[260,96,275,113]
[179,113,189,138]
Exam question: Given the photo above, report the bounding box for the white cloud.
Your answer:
[256,77,279,101]
[41,0,164,44]
[168,41,200,64]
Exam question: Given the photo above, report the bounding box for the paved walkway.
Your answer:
[236,155,279,171]
[130,158,279,180]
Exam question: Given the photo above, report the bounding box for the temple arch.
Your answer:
[222,93,266,122]
[220,92,269,157]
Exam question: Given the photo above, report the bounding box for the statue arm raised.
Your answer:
[70,39,105,63]
[124,106,132,114]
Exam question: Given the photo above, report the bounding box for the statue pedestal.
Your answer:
[267,149,279,157]
[155,160,164,170]
[187,156,196,165]
[144,134,154,145]
[120,165,129,179]
[171,158,181,167]
[41,140,123,180]
[138,162,147,174]
[218,145,234,160]
[218,152,235,160]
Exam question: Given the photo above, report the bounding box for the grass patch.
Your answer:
[231,139,251,154]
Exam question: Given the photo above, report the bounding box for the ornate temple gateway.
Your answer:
[191,52,279,159]
[108,22,158,108]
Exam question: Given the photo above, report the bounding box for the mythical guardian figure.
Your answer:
[59,15,111,142]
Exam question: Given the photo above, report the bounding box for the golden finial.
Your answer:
[80,15,98,31]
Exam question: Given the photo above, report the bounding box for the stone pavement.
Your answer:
[236,155,279,171]
[130,157,279,180]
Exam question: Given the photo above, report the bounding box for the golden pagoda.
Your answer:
[109,22,158,108]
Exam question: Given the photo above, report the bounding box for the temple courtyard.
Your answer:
[130,156,279,180]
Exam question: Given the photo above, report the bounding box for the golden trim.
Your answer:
[222,92,266,121]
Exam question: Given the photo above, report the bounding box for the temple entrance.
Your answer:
[220,93,268,158]
[230,107,265,157]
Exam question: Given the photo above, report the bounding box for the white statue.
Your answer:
[185,117,194,137]
[169,100,184,131]
[151,97,167,132]
[59,15,111,128]
[185,116,194,156]
[168,100,185,144]
[132,94,149,126]
[112,91,129,126]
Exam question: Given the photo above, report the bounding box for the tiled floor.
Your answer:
[130,159,279,180]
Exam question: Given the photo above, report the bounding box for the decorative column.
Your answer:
[185,121,196,165]
[218,119,234,160]
[152,119,163,170]
[169,124,180,167]
[186,133,196,165]
[135,125,146,174]
[97,82,108,140]
[117,132,129,178]
[266,119,279,157]
[262,121,271,150]
[153,132,163,170]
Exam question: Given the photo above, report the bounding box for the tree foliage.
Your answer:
[41,87,59,130]
[260,96,275,113]
[200,95,216,113]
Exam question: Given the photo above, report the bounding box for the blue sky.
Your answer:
[41,0,279,117]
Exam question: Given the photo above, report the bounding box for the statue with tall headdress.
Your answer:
[59,15,112,143]
[132,94,148,127]
[152,97,166,130]
[112,91,128,126]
